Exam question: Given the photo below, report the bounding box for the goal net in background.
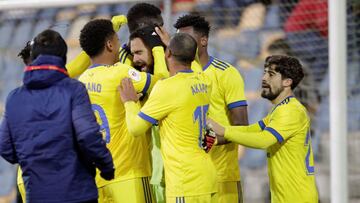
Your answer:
[0,0,359,202]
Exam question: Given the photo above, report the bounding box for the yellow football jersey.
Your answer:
[204,56,247,182]
[78,62,156,188]
[252,96,317,202]
[139,70,217,197]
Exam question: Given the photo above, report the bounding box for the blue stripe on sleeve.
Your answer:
[227,100,248,110]
[265,127,284,143]
[141,73,151,95]
[258,120,266,130]
[138,112,158,125]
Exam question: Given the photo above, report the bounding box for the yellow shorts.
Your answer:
[217,181,243,203]
[98,177,154,203]
[18,183,26,203]
[167,193,217,203]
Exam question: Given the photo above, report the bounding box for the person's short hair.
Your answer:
[18,41,31,65]
[267,38,294,56]
[31,29,67,63]
[264,55,304,90]
[129,25,164,50]
[168,33,197,65]
[127,3,163,33]
[80,19,115,57]
[174,14,211,37]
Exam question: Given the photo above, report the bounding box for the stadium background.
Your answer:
[0,0,359,202]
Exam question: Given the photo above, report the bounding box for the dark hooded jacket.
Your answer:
[0,55,113,203]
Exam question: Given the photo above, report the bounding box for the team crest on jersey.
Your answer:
[128,69,141,81]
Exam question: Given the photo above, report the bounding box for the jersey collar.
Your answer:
[202,56,214,71]
[271,95,295,113]
[89,64,104,69]
[177,69,193,73]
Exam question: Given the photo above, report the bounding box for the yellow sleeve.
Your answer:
[118,45,133,66]
[66,51,91,78]
[152,46,169,78]
[221,67,247,110]
[224,125,277,149]
[139,81,174,123]
[123,65,157,96]
[264,106,300,143]
[258,113,270,130]
[124,101,152,137]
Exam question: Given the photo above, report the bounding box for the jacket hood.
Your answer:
[23,55,68,89]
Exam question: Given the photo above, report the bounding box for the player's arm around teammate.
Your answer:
[209,55,319,203]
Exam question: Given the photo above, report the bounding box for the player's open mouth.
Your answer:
[141,66,148,72]
[262,83,270,88]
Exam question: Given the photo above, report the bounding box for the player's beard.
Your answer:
[261,85,283,101]
[133,61,154,74]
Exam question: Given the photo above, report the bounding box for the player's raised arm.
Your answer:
[66,15,128,78]
[152,46,169,79]
[66,51,91,78]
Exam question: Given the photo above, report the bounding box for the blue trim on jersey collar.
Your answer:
[88,64,104,69]
[227,100,248,110]
[265,127,284,143]
[202,56,214,71]
[271,95,295,113]
[138,112,158,125]
[178,69,193,73]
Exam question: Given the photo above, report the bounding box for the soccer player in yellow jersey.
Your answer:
[174,14,248,202]
[210,55,318,203]
[128,26,168,203]
[120,33,217,203]
[78,19,158,203]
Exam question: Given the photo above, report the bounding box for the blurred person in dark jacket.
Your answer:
[0,29,114,203]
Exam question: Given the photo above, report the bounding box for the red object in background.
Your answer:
[284,0,328,38]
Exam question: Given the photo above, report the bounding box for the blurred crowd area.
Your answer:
[0,0,359,202]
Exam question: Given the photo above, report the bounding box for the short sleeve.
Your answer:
[125,66,153,96]
[264,107,299,143]
[221,67,247,110]
[258,114,271,130]
[139,81,174,124]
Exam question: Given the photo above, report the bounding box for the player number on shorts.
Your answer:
[91,104,111,143]
[193,104,209,148]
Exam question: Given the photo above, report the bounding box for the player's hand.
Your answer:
[111,15,127,32]
[155,26,170,47]
[202,125,216,153]
[118,78,142,102]
[207,118,225,137]
[140,26,165,49]
[100,167,115,180]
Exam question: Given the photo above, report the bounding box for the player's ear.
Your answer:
[283,78,292,88]
[165,47,171,59]
[200,36,208,47]
[105,39,113,52]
